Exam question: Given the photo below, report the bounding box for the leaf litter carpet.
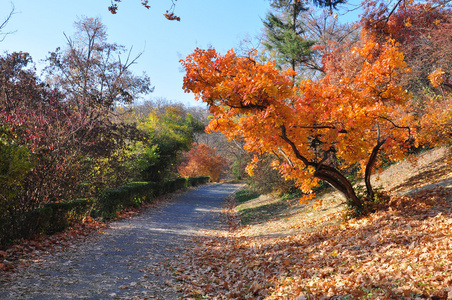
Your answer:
[172,147,452,299]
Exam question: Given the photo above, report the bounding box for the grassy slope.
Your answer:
[173,147,452,299]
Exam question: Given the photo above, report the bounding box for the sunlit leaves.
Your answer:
[416,93,452,148]
[299,192,315,204]
[428,68,446,87]
[135,105,205,182]
[178,143,227,182]
[181,33,413,206]
[361,0,452,96]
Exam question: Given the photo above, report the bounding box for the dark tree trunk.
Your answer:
[279,124,365,210]
[364,139,386,201]
[314,164,363,209]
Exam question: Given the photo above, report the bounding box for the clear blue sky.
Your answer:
[0,0,275,107]
[0,0,360,107]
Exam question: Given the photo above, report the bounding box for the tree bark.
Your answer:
[280,125,363,209]
[364,139,386,201]
[314,164,363,209]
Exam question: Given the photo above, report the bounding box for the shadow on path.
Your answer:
[0,183,242,300]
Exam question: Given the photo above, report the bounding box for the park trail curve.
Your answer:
[0,183,242,299]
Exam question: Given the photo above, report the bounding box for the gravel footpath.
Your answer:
[0,183,242,300]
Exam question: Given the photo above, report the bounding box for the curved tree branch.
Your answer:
[279,124,312,167]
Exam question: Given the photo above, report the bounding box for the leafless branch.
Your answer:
[0,3,16,42]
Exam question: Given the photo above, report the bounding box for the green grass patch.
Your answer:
[235,189,260,204]
[235,189,304,226]
[238,199,291,225]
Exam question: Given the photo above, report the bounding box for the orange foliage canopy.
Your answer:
[178,143,227,182]
[181,32,413,209]
[361,0,452,92]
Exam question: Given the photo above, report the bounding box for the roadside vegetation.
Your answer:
[0,17,229,249]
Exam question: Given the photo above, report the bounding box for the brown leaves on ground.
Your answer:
[171,149,452,299]
[173,188,452,299]
[0,216,107,279]
[0,192,181,281]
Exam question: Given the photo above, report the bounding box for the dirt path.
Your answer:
[0,183,242,300]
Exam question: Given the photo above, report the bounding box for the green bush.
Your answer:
[42,199,96,233]
[160,178,188,194]
[186,176,210,187]
[235,189,260,204]
[0,198,95,247]
[96,182,159,219]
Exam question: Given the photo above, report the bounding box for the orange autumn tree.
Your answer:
[415,69,452,148]
[181,32,413,212]
[178,143,227,182]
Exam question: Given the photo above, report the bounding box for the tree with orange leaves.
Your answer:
[181,31,413,212]
[361,0,452,95]
[178,143,227,182]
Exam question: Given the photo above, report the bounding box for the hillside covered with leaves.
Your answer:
[171,147,452,299]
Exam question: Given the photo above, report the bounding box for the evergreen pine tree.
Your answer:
[263,0,346,78]
[263,0,315,78]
